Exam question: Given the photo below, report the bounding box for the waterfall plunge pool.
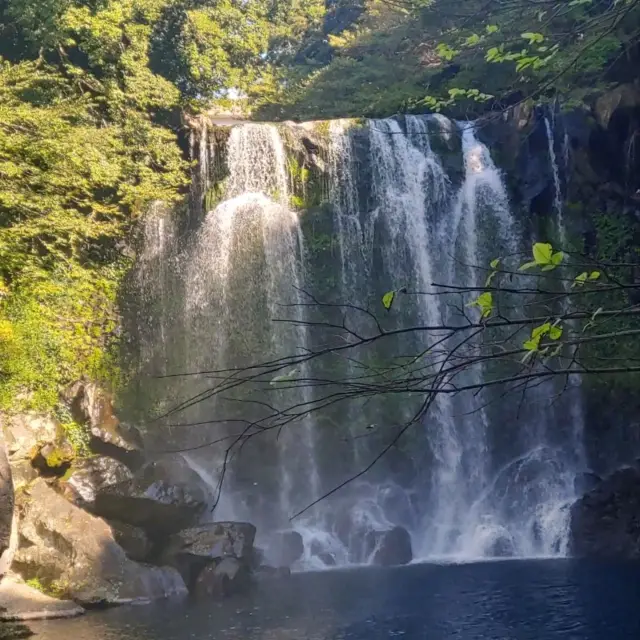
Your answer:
[27,559,640,639]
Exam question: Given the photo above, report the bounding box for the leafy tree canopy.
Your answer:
[0,0,325,412]
[255,0,640,119]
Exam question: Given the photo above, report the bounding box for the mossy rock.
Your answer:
[30,441,75,478]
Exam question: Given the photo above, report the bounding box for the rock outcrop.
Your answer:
[64,381,145,469]
[370,526,413,566]
[13,479,187,605]
[265,530,304,568]
[193,557,251,599]
[0,576,83,621]
[161,522,256,588]
[570,466,640,558]
[0,433,13,578]
[92,456,211,538]
[60,456,134,512]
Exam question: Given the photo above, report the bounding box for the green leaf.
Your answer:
[382,290,395,310]
[523,338,540,351]
[467,291,493,318]
[465,33,481,46]
[548,325,563,340]
[532,322,551,339]
[589,271,601,280]
[486,25,499,34]
[533,242,553,265]
[573,272,588,287]
[490,258,500,269]
[519,261,537,271]
[551,251,564,266]
[521,32,544,44]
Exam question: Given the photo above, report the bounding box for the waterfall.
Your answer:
[132,113,588,567]
[544,116,565,242]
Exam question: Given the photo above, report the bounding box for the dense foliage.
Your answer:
[256,0,640,119]
[1,0,638,413]
[0,0,324,412]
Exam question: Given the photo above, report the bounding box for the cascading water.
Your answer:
[132,113,589,568]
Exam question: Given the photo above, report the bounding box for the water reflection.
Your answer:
[27,560,640,640]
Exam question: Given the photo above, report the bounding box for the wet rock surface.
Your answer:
[0,576,84,621]
[92,456,210,537]
[370,526,413,567]
[193,557,251,600]
[570,466,640,559]
[13,479,187,605]
[160,522,256,588]
[0,434,14,577]
[60,456,134,512]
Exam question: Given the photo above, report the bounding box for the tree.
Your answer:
[155,242,640,517]
[0,0,327,411]
[256,0,640,119]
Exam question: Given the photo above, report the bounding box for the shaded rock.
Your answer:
[109,522,151,563]
[194,558,251,600]
[595,84,640,129]
[0,433,14,577]
[8,462,38,491]
[31,441,75,477]
[0,576,84,621]
[317,552,337,566]
[13,479,187,605]
[64,382,144,469]
[570,466,640,559]
[371,526,413,567]
[60,456,133,512]
[254,565,291,580]
[0,619,34,640]
[249,546,265,571]
[574,471,602,496]
[488,535,515,558]
[93,456,211,537]
[160,522,256,588]
[266,530,304,568]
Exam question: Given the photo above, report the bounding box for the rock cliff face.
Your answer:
[0,432,13,578]
[0,381,263,618]
[570,466,640,559]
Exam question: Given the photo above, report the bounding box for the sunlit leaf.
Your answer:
[548,325,563,340]
[382,290,395,310]
[533,242,553,265]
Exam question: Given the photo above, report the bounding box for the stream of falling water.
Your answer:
[136,114,588,568]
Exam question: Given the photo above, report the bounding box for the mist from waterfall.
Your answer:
[133,114,589,568]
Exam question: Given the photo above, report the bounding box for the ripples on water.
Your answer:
[27,560,640,640]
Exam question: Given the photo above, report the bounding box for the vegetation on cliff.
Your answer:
[1,0,638,415]
[256,0,640,119]
[0,0,323,412]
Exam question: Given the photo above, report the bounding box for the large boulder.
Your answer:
[1,414,59,464]
[193,557,251,600]
[1,413,77,479]
[12,479,187,605]
[0,434,14,577]
[160,522,256,588]
[570,466,640,558]
[60,456,134,512]
[0,576,83,621]
[370,526,413,567]
[265,530,304,568]
[64,381,144,469]
[92,456,212,538]
[109,522,152,563]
